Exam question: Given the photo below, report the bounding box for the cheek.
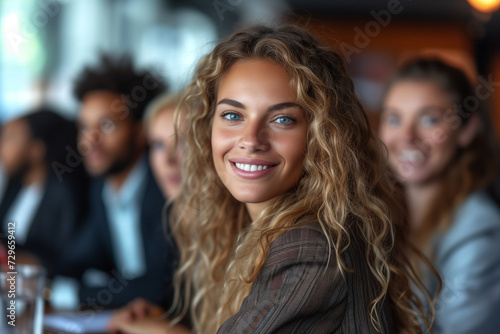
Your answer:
[106,128,132,151]
[150,151,165,174]
[378,127,396,148]
[9,141,27,158]
[211,127,235,162]
[424,126,458,155]
[1,144,26,172]
[277,132,307,172]
[0,147,15,165]
[432,137,460,165]
[429,127,455,147]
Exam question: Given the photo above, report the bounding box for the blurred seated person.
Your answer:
[108,92,189,333]
[0,109,85,272]
[379,59,500,333]
[50,55,177,312]
[143,92,184,199]
[0,158,6,202]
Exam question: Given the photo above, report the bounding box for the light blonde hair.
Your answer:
[143,91,183,135]
[170,25,433,333]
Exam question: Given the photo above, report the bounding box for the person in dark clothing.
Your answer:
[0,109,87,274]
[50,55,176,311]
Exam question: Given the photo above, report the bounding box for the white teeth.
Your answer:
[400,150,425,163]
[234,163,273,172]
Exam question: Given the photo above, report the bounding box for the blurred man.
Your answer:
[107,92,191,333]
[52,55,175,310]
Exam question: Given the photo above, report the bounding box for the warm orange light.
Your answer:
[467,0,500,13]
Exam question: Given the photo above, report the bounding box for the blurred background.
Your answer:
[1,0,499,135]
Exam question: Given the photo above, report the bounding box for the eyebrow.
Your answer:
[419,106,448,113]
[216,99,300,112]
[382,105,447,115]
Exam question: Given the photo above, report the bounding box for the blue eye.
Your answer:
[222,112,242,121]
[275,116,294,124]
[421,115,438,127]
[385,115,400,126]
[151,141,165,151]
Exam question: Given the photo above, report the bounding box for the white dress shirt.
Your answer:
[4,181,44,245]
[101,156,148,279]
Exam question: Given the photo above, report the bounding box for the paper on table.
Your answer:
[43,310,114,333]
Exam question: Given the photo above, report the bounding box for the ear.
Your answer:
[458,113,480,147]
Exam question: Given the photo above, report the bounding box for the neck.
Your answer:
[107,154,142,191]
[245,203,262,222]
[405,181,440,232]
[246,198,277,222]
[23,164,47,186]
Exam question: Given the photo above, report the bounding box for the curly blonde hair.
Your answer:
[170,25,432,333]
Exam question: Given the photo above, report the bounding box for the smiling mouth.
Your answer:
[232,162,278,172]
[399,150,426,163]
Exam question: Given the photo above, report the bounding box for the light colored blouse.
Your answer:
[425,189,500,334]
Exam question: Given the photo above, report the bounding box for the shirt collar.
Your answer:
[102,156,148,207]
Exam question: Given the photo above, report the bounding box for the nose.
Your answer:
[401,123,418,144]
[238,121,270,152]
[78,127,103,149]
[165,147,180,166]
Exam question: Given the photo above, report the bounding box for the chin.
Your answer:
[84,163,107,177]
[231,192,273,204]
[399,174,434,186]
[165,186,181,199]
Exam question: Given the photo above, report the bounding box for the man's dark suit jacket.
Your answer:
[0,174,81,274]
[55,164,177,310]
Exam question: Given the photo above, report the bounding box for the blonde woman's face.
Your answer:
[148,107,183,199]
[379,80,469,186]
[211,59,308,219]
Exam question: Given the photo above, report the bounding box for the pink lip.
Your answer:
[86,151,105,162]
[164,175,181,184]
[228,158,279,180]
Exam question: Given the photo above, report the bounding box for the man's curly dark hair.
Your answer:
[73,54,167,121]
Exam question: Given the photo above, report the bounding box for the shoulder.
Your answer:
[430,190,500,333]
[271,223,328,248]
[219,225,349,334]
[265,223,330,268]
[456,189,500,223]
[435,188,500,266]
[443,189,500,243]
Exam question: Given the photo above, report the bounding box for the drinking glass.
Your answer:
[0,265,46,334]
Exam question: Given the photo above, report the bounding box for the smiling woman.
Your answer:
[211,59,308,220]
[379,59,500,333]
[169,25,433,334]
